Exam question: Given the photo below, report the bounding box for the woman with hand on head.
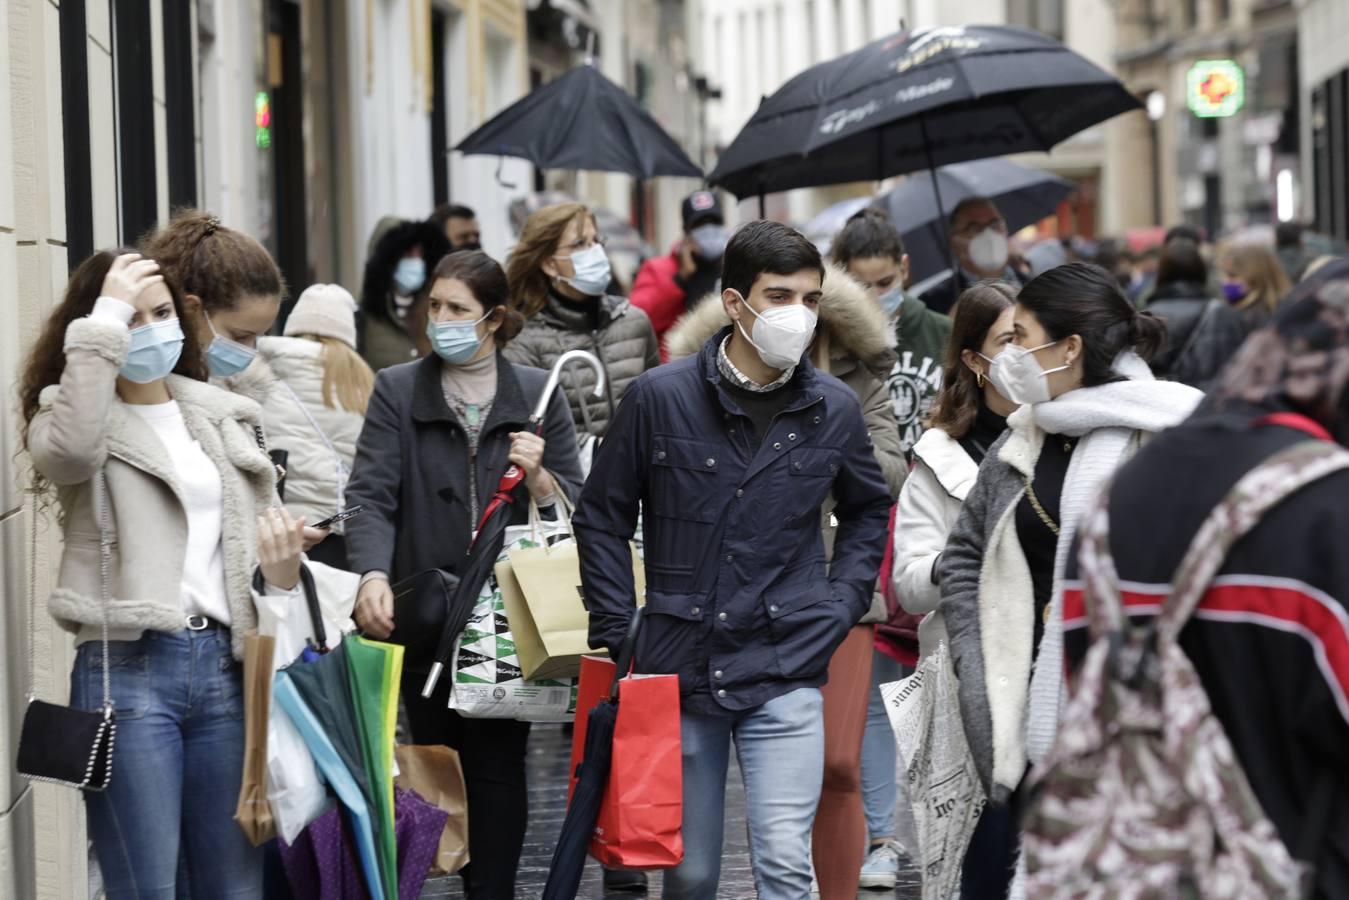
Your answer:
[938,263,1203,897]
[344,250,584,900]
[19,250,306,898]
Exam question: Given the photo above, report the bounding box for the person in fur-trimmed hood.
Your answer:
[665,261,906,900]
[937,263,1202,898]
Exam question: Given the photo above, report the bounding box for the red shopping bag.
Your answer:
[569,655,683,869]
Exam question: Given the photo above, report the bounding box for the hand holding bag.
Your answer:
[16,473,117,791]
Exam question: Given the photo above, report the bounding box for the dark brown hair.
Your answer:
[506,202,595,318]
[140,208,285,312]
[928,281,1018,438]
[1155,237,1208,288]
[432,250,526,344]
[20,248,207,445]
[1018,262,1168,387]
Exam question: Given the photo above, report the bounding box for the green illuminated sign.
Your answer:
[1186,59,1244,119]
[255,92,272,149]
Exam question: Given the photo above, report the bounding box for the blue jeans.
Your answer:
[861,649,904,841]
[664,688,824,900]
[70,628,263,899]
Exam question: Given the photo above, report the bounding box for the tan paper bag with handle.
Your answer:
[394,744,470,874]
[497,496,644,681]
[234,631,277,846]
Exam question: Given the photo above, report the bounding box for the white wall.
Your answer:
[1297,0,1349,219]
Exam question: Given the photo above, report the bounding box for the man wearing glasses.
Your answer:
[918,196,1026,315]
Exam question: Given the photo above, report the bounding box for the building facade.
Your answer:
[1298,0,1349,245]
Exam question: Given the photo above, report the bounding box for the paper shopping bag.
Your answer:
[394,744,470,875]
[569,655,683,869]
[234,632,277,845]
[498,541,645,681]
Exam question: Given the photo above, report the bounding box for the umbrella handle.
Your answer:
[532,350,606,425]
[609,607,644,700]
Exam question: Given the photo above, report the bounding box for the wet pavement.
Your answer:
[423,723,923,899]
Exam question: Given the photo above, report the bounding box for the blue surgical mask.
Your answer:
[877,286,905,317]
[690,223,729,261]
[204,314,258,377]
[120,319,184,384]
[558,243,612,297]
[427,312,490,365]
[394,257,426,296]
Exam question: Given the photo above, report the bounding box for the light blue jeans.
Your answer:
[862,649,904,841]
[70,628,263,899]
[664,688,825,900]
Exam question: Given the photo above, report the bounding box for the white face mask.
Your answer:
[733,292,818,371]
[967,228,1009,273]
[981,340,1069,406]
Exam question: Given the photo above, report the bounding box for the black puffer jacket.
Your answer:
[503,291,659,440]
[1148,280,1247,390]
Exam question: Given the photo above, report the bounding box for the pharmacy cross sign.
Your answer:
[1186,59,1245,119]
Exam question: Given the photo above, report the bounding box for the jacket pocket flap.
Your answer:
[644,590,708,622]
[762,579,833,619]
[652,437,722,473]
[788,447,840,477]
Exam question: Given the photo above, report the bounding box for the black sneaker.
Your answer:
[602,868,649,894]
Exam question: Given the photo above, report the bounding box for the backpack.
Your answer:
[1022,440,1349,899]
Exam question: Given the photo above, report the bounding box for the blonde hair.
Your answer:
[505,202,596,318]
[1221,242,1292,315]
[295,334,375,414]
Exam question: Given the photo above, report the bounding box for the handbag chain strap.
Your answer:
[26,473,112,714]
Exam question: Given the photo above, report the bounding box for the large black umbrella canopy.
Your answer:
[708,25,1140,198]
[873,158,1074,283]
[456,62,703,179]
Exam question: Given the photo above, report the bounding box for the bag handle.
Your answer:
[525,482,576,549]
[608,607,644,700]
[1157,441,1349,643]
[26,475,115,713]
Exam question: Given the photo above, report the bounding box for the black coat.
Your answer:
[572,327,892,715]
[344,351,584,582]
[1147,281,1247,390]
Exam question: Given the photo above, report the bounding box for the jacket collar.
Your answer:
[997,404,1043,480]
[911,426,981,501]
[411,350,532,431]
[697,325,824,416]
[539,290,625,333]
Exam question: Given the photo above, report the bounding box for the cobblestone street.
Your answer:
[424,723,923,899]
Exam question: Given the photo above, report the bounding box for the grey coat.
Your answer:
[504,293,660,440]
[343,351,585,583]
[28,317,277,660]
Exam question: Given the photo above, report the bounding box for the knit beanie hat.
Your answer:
[284,283,358,349]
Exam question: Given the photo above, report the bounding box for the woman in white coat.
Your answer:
[258,284,373,568]
[19,250,303,898]
[893,281,1019,658]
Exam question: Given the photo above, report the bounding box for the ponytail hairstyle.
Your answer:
[1016,262,1168,387]
[20,248,208,447]
[928,281,1018,437]
[289,334,375,414]
[140,209,285,313]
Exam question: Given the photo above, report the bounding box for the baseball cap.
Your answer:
[682,191,724,231]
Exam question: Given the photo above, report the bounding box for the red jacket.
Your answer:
[630,251,686,361]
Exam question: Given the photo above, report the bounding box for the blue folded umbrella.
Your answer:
[274,669,385,900]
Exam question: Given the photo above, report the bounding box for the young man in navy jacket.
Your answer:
[574,220,891,899]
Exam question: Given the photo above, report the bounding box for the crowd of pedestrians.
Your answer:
[14,185,1347,900]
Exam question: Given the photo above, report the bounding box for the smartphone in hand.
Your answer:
[312,505,363,530]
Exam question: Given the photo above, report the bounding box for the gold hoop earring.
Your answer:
[976,371,986,388]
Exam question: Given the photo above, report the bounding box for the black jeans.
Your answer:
[404,679,532,900]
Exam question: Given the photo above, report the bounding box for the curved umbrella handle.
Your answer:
[532,350,606,425]
[609,607,644,700]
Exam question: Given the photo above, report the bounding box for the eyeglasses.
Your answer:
[555,235,608,256]
[953,219,1008,239]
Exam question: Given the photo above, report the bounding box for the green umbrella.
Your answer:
[345,635,404,898]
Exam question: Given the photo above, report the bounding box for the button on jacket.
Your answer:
[573,326,891,714]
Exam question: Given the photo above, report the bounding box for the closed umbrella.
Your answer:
[344,636,405,898]
[421,350,608,698]
[873,159,1075,283]
[457,62,702,180]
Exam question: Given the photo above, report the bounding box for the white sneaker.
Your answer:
[858,840,905,890]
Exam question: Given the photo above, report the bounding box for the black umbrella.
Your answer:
[708,24,1139,225]
[541,609,644,900]
[456,62,703,180]
[421,350,608,698]
[873,158,1075,283]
